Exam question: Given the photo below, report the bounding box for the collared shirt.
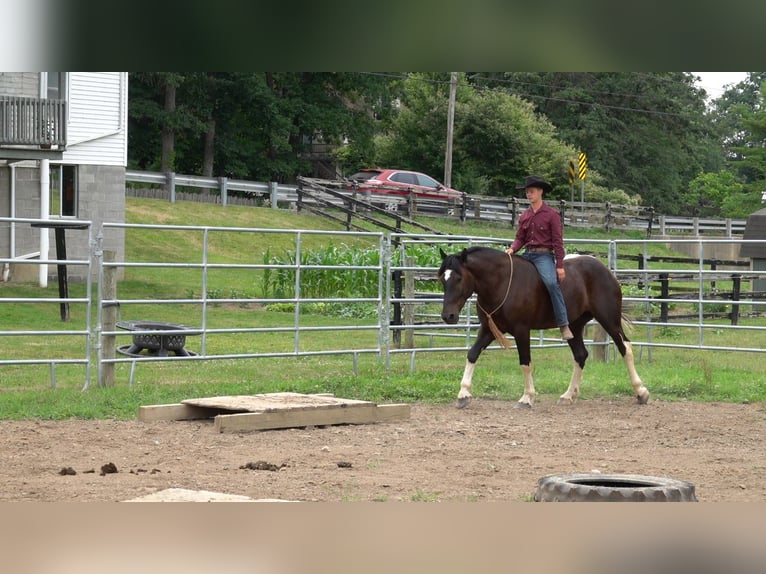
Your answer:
[509,202,566,268]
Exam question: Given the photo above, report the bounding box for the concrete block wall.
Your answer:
[0,163,125,282]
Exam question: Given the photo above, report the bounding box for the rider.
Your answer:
[505,175,573,340]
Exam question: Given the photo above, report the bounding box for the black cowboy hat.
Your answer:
[516,175,553,194]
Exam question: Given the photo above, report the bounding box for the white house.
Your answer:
[0,72,127,283]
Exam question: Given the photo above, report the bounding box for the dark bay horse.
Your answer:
[437,246,649,408]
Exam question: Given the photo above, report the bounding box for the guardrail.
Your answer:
[126,170,747,237]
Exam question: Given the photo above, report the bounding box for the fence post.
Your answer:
[408,188,417,216]
[659,215,666,235]
[166,171,176,203]
[646,207,654,238]
[659,273,669,322]
[510,197,517,227]
[100,250,116,388]
[592,324,607,362]
[605,202,612,232]
[730,274,741,326]
[269,181,278,209]
[296,179,303,213]
[459,193,467,223]
[392,269,402,348]
[403,257,415,348]
[693,217,700,235]
[559,199,566,228]
[219,176,228,207]
[474,198,481,220]
[725,218,732,238]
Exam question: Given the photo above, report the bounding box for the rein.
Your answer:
[476,252,514,349]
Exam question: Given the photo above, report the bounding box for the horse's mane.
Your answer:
[464,246,498,255]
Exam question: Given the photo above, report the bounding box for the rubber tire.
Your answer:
[534,473,698,502]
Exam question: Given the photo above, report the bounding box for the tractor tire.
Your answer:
[534,473,698,502]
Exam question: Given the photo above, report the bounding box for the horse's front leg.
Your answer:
[456,326,495,409]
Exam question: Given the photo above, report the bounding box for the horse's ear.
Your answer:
[459,248,468,262]
[439,248,447,261]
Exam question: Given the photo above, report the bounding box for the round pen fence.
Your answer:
[1,217,766,390]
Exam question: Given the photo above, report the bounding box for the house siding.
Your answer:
[61,72,128,167]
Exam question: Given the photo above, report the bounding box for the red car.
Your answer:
[345,168,463,201]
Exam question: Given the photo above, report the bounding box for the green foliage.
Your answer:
[683,170,744,217]
[129,71,766,217]
[260,243,381,299]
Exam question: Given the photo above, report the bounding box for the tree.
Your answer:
[727,79,766,216]
[128,73,205,173]
[709,72,766,181]
[681,170,743,217]
[470,73,720,213]
[130,73,399,184]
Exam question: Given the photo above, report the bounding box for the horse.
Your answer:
[437,246,649,409]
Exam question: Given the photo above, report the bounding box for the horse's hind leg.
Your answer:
[558,325,589,405]
[618,337,650,404]
[604,323,650,404]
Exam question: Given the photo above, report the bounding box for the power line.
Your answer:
[357,71,702,119]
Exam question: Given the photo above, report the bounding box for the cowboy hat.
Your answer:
[516,175,553,194]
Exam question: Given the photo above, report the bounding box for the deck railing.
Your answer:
[0,96,67,147]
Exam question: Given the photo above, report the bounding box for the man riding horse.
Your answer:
[505,175,573,341]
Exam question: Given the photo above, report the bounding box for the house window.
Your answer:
[50,165,78,217]
[46,72,66,100]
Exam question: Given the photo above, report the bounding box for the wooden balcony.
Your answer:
[0,96,67,158]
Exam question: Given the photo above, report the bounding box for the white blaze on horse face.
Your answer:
[443,269,453,283]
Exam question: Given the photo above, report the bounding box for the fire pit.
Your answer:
[116,321,200,357]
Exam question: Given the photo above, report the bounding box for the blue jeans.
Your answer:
[523,251,569,327]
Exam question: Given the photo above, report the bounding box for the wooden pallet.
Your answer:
[137,392,411,433]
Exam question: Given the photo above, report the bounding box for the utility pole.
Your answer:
[444,72,457,188]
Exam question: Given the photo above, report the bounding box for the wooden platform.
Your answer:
[125,488,296,502]
[137,392,411,433]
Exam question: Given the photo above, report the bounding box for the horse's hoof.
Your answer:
[557,397,575,406]
[455,396,472,409]
[636,391,650,405]
[513,402,532,410]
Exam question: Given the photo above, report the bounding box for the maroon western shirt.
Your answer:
[509,202,566,269]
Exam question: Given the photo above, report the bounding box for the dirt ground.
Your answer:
[2,397,765,502]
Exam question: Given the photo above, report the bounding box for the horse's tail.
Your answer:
[620,313,634,340]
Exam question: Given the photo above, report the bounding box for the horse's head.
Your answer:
[437,248,476,324]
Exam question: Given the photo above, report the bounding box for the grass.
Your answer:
[0,197,765,420]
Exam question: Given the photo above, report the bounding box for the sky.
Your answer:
[691,72,749,100]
